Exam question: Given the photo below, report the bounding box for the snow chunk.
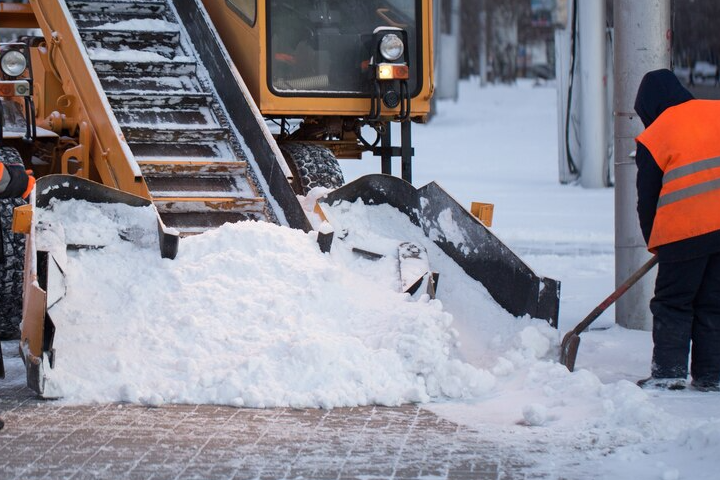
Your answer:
[522,403,548,426]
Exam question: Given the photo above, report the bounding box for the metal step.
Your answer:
[130,142,240,161]
[146,177,245,196]
[113,106,217,128]
[79,29,180,58]
[99,75,202,94]
[66,0,167,15]
[71,13,167,29]
[107,92,213,109]
[138,161,248,177]
[142,163,255,198]
[91,58,196,77]
[122,126,228,143]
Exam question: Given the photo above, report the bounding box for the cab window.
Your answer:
[268,0,420,95]
[226,0,256,26]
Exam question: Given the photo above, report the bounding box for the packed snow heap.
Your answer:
[36,195,555,407]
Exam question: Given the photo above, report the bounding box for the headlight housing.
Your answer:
[379,34,404,62]
[1,50,27,78]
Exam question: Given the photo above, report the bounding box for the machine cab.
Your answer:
[203,0,433,121]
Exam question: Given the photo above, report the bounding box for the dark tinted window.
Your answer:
[268,0,419,95]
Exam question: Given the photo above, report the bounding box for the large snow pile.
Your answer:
[37,197,502,407]
[23,80,720,478]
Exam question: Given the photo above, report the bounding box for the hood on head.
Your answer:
[634,69,694,128]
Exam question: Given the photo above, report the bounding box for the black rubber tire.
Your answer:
[279,143,345,195]
[0,147,27,340]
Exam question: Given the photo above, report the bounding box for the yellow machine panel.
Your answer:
[202,0,434,119]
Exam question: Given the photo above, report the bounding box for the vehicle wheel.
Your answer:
[279,142,345,195]
[0,147,26,340]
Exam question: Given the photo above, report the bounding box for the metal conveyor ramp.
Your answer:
[60,0,309,235]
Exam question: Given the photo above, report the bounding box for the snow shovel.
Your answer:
[560,255,659,372]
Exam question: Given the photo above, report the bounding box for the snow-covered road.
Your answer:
[4,80,719,479]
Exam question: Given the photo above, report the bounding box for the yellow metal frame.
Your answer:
[471,202,494,228]
[202,0,434,118]
[28,0,149,198]
[0,4,39,29]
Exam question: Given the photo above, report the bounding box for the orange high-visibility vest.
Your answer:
[637,99,720,249]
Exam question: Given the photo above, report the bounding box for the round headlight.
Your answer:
[379,34,404,62]
[1,50,27,77]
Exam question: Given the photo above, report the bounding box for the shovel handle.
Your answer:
[571,255,659,336]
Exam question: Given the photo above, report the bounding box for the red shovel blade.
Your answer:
[559,332,581,372]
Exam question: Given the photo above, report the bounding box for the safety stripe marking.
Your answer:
[0,166,10,194]
[663,155,720,184]
[658,177,720,208]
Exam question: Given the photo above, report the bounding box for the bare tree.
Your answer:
[461,0,545,82]
[673,0,720,67]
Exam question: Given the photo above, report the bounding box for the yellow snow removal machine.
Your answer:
[0,0,559,394]
[200,0,434,189]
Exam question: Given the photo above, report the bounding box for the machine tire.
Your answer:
[0,147,26,340]
[279,142,345,195]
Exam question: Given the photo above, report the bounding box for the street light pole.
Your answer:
[579,0,607,188]
[613,0,672,330]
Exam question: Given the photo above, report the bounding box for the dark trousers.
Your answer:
[650,253,720,383]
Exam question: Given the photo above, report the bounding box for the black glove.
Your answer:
[0,164,32,199]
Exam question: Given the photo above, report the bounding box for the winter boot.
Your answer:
[690,379,720,392]
[636,377,687,390]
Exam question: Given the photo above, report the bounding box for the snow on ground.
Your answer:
[342,80,720,479]
[25,80,720,478]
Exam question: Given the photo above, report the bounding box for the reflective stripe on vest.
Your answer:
[658,164,720,208]
[637,99,720,249]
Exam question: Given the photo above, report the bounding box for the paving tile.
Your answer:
[0,343,532,480]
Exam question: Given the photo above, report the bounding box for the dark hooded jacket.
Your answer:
[634,68,720,261]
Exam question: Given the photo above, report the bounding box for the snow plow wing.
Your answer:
[20,175,179,395]
[320,175,560,326]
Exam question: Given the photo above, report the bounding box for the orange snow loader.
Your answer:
[0,0,559,394]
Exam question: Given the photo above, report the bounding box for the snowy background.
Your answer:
[14,80,720,479]
[342,80,720,479]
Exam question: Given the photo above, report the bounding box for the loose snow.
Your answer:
[18,79,720,479]
[94,19,180,32]
[38,198,496,408]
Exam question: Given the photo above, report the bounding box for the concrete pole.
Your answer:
[614,0,672,330]
[450,0,461,101]
[479,0,488,87]
[436,0,461,100]
[579,0,606,188]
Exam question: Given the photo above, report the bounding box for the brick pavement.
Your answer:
[0,342,533,480]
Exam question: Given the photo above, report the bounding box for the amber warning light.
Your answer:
[0,80,30,97]
[377,63,409,80]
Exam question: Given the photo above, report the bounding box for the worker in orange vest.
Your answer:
[634,69,720,392]
[0,154,34,431]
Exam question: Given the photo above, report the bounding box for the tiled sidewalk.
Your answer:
[0,343,530,480]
